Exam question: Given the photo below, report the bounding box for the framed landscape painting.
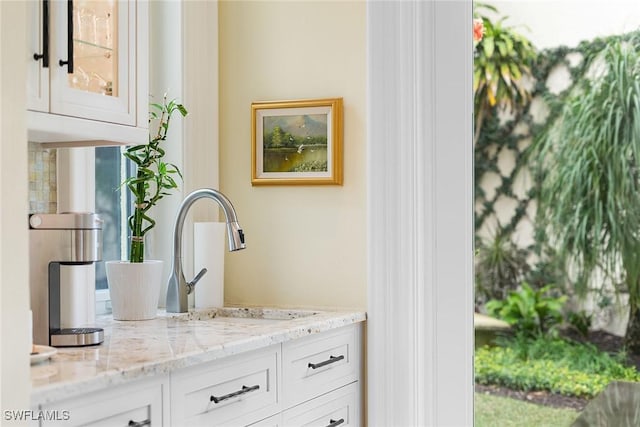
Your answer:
[251,98,343,185]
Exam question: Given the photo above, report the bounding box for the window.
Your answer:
[95,146,131,307]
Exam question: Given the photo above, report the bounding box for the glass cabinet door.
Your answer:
[50,0,135,126]
[70,0,117,97]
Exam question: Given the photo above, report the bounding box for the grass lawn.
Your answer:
[475,393,579,427]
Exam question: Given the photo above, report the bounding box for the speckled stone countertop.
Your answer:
[30,307,366,405]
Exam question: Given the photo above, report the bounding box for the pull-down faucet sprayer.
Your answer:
[166,188,245,313]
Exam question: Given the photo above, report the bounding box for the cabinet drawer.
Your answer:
[282,323,361,408]
[248,413,283,427]
[40,375,167,427]
[171,346,280,426]
[282,383,360,427]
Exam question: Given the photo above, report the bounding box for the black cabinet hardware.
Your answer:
[128,419,151,427]
[210,384,260,404]
[33,0,49,67]
[58,0,74,73]
[308,354,345,370]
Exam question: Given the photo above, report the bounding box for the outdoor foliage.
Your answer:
[473,4,545,310]
[475,335,640,398]
[531,36,640,350]
[475,26,640,345]
[566,310,593,339]
[473,3,536,143]
[475,230,530,305]
[486,283,566,337]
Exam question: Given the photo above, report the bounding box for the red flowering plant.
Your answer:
[472,3,536,144]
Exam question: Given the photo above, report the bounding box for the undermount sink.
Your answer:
[168,307,320,323]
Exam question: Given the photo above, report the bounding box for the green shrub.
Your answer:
[475,336,640,398]
[486,282,566,337]
[502,334,630,375]
[475,232,530,306]
[566,310,593,338]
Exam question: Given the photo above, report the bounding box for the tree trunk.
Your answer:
[624,303,640,354]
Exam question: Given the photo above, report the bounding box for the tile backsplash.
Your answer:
[29,142,57,214]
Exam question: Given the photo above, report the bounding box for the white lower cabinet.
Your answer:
[39,375,168,427]
[33,323,363,427]
[248,413,283,427]
[170,345,281,426]
[282,383,360,427]
[248,383,360,427]
[282,324,360,409]
[247,323,362,427]
[169,323,362,427]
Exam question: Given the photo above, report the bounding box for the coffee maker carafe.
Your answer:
[29,213,104,347]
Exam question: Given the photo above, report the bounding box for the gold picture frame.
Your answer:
[251,98,343,185]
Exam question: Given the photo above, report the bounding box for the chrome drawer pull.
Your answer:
[128,419,151,427]
[327,418,345,427]
[308,354,345,370]
[210,384,260,404]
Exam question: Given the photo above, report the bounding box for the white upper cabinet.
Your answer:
[27,0,148,145]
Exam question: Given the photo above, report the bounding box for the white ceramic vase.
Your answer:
[105,260,164,320]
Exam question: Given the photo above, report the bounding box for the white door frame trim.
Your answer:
[367,1,474,425]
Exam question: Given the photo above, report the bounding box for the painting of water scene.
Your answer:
[262,114,328,173]
[251,98,343,185]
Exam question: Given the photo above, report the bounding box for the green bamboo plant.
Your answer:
[473,4,536,144]
[532,37,640,351]
[122,95,188,263]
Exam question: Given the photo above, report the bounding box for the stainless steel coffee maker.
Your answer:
[29,213,104,347]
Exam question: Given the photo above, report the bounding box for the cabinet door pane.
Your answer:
[70,0,117,96]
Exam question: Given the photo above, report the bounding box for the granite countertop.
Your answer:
[31,307,366,405]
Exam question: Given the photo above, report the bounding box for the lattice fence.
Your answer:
[475,33,638,292]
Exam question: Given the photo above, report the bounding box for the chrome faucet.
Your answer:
[166,188,246,313]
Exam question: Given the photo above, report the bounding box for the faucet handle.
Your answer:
[186,268,208,294]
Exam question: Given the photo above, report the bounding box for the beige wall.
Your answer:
[219,1,366,310]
